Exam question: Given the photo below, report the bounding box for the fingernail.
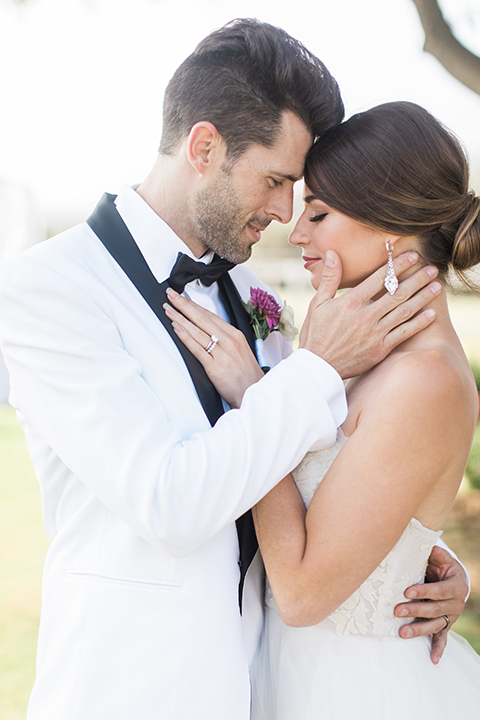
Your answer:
[403,627,414,638]
[430,282,442,295]
[426,266,438,278]
[162,303,170,311]
[406,589,417,599]
[165,287,178,298]
[325,251,335,268]
[398,608,408,617]
[426,309,436,320]
[408,252,419,263]
[172,321,178,328]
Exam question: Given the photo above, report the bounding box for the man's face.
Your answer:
[193,112,313,264]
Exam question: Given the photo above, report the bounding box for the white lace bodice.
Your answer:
[265,430,442,640]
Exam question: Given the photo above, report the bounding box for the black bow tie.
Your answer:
[167,252,236,294]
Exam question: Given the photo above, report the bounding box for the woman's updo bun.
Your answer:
[452,194,480,278]
[304,101,480,291]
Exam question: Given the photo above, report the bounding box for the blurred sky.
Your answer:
[1,0,480,227]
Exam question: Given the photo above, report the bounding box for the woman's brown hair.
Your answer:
[304,101,480,289]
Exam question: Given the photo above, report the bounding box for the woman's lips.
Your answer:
[303,256,321,269]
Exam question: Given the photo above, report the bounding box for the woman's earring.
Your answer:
[384,242,398,295]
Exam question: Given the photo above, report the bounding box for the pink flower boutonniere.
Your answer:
[243,287,297,371]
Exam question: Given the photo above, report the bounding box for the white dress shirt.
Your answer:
[116,185,231,321]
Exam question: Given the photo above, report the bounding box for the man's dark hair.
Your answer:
[159,18,344,162]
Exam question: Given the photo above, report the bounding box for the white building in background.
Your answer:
[0,180,43,402]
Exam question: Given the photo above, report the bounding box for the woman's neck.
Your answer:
[389,281,458,355]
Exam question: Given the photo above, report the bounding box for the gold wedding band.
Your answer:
[205,335,219,354]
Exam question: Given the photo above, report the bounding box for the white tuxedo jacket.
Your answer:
[0,197,347,719]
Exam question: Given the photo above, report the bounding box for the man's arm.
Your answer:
[0,247,440,555]
[0,253,345,556]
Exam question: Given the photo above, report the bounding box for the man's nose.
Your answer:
[265,187,294,224]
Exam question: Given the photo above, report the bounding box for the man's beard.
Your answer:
[194,171,268,264]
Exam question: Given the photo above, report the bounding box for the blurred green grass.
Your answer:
[0,405,49,720]
[0,404,479,718]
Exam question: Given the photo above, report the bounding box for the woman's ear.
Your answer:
[386,235,417,258]
[186,121,225,175]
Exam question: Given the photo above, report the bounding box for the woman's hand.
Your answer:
[163,288,264,408]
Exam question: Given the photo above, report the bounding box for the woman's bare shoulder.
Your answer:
[363,346,477,434]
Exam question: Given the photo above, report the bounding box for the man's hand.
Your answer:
[299,250,442,379]
[394,546,468,664]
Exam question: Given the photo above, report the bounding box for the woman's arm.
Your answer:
[253,351,474,628]
[164,289,472,660]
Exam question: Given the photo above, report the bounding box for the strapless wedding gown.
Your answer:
[251,430,480,719]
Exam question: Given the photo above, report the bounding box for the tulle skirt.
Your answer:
[251,606,480,719]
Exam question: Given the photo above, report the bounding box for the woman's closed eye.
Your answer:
[309,213,327,223]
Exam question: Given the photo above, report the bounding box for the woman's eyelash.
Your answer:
[309,213,327,223]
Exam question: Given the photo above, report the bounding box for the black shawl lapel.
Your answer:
[217,275,259,600]
[87,193,224,425]
[217,274,256,356]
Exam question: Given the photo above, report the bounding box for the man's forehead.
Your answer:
[249,140,310,180]
[272,113,313,175]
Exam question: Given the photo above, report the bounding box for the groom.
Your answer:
[0,19,468,720]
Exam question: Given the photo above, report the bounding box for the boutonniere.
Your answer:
[242,287,297,372]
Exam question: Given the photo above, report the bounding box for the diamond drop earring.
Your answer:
[384,242,398,295]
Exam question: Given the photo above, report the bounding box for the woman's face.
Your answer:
[289,189,395,290]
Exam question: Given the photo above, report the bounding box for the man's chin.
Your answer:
[239,245,253,264]
[217,244,253,265]
[202,231,255,264]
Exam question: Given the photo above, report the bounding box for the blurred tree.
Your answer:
[411,0,480,95]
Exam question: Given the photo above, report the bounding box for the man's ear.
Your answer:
[186,121,224,175]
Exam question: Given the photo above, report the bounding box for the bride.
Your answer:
[164,101,480,717]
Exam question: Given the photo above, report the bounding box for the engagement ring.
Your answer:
[205,335,219,354]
